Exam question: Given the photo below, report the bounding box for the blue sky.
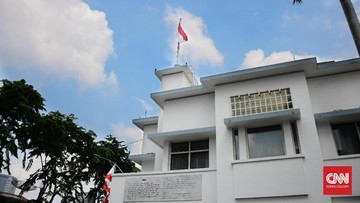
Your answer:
[1,0,359,157]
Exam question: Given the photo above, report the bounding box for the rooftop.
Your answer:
[151,58,360,109]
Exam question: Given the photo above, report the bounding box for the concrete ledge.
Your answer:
[224,109,301,128]
[150,85,212,109]
[132,116,158,130]
[113,168,217,177]
[148,126,216,147]
[314,107,360,122]
[129,153,155,165]
[232,154,305,164]
[235,193,308,200]
[323,154,360,161]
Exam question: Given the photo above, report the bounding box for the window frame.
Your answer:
[331,121,360,156]
[290,121,301,154]
[170,140,209,170]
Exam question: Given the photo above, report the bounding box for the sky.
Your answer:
[1,0,359,178]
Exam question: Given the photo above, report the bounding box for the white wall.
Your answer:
[142,125,159,153]
[141,124,163,172]
[130,65,360,203]
[214,72,327,203]
[141,160,155,172]
[316,120,360,198]
[308,71,360,114]
[161,72,192,91]
[232,156,307,198]
[316,121,339,159]
[310,71,360,201]
[162,93,215,132]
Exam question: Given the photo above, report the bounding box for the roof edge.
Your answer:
[132,116,158,130]
[201,57,317,85]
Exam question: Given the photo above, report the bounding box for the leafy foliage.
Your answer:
[22,112,97,202]
[87,135,136,202]
[0,79,45,174]
[0,80,137,202]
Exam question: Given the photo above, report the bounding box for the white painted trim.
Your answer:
[323,154,360,161]
[113,168,216,177]
[231,154,305,164]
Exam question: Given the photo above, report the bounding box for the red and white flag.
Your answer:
[103,165,115,203]
[178,22,188,43]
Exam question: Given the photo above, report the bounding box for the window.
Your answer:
[247,125,285,159]
[291,121,301,154]
[170,140,209,170]
[230,88,293,117]
[331,122,360,156]
[233,129,239,160]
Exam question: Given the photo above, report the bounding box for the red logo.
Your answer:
[323,166,352,195]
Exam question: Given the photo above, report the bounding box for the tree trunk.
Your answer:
[340,0,360,56]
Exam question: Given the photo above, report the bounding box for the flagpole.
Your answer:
[176,18,182,65]
[176,41,180,65]
[176,18,188,66]
[94,153,123,173]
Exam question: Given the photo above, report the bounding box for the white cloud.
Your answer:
[134,97,154,115]
[164,6,224,67]
[0,0,116,86]
[240,49,315,69]
[111,123,143,155]
[108,71,118,86]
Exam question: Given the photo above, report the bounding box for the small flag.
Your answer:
[103,165,115,203]
[176,18,188,65]
[178,21,188,43]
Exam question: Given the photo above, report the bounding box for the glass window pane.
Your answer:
[233,129,239,160]
[248,125,281,134]
[247,125,285,159]
[190,152,209,169]
[191,140,209,151]
[171,153,188,170]
[171,142,189,152]
[331,122,360,155]
[171,140,210,170]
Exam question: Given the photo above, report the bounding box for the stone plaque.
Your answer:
[124,174,202,202]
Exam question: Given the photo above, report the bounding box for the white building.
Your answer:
[111,57,360,203]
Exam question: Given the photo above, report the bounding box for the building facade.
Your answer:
[110,58,360,203]
[0,174,16,194]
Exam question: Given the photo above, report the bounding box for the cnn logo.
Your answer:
[326,173,349,184]
[323,166,352,195]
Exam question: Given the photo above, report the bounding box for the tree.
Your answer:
[87,135,136,203]
[339,0,360,56]
[22,112,97,202]
[0,79,45,174]
[293,0,360,56]
[1,79,137,202]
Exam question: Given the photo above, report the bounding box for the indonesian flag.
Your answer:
[103,165,115,203]
[178,22,188,43]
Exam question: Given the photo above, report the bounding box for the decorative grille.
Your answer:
[230,88,293,117]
